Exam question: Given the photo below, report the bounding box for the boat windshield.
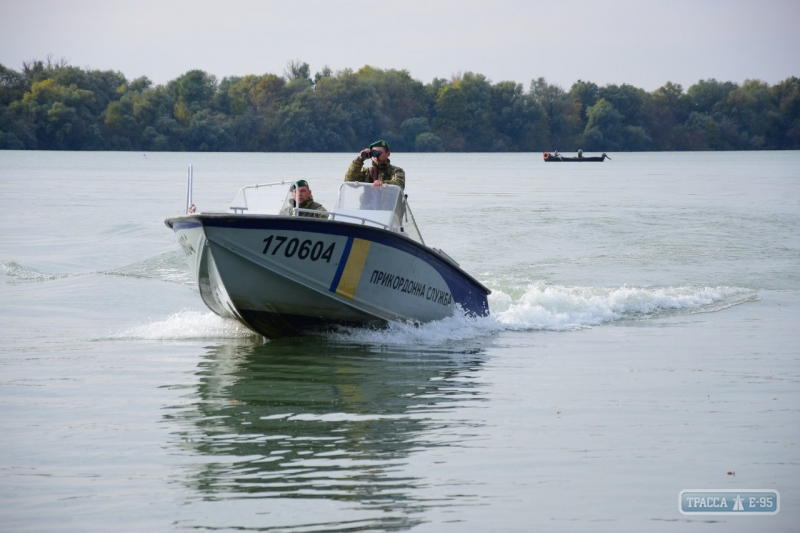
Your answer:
[229,181,289,214]
[330,182,424,244]
[335,182,403,212]
[226,180,424,244]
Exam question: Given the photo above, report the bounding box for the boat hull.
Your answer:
[166,214,490,338]
[543,152,608,162]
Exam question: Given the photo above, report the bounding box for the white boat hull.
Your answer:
[166,214,490,338]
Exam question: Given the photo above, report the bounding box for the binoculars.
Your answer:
[360,149,382,159]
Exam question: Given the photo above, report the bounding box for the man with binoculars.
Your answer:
[344,140,406,190]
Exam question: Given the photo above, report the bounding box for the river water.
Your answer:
[0,150,798,532]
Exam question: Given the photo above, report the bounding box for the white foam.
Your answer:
[104,284,755,344]
[324,310,499,345]
[109,310,257,340]
[491,283,752,330]
[105,251,195,285]
[328,283,755,344]
[1,260,67,282]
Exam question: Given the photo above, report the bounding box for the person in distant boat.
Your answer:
[281,180,328,218]
[577,149,584,158]
[345,140,405,190]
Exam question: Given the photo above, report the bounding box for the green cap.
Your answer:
[369,140,390,151]
[290,179,309,190]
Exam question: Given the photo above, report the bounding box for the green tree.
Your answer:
[490,80,546,150]
[415,132,444,152]
[650,82,689,149]
[351,66,426,148]
[0,64,35,148]
[250,74,286,114]
[184,109,233,151]
[569,80,600,127]
[131,86,181,150]
[314,67,380,143]
[599,84,652,129]
[457,72,495,150]
[770,76,800,148]
[716,79,777,148]
[431,84,472,150]
[401,117,430,148]
[314,65,333,84]
[275,88,352,151]
[683,111,721,150]
[686,79,737,114]
[283,60,311,83]
[216,75,257,115]
[51,66,127,116]
[582,98,624,151]
[530,77,581,150]
[17,78,100,149]
[2,58,799,152]
[166,70,217,124]
[0,64,29,106]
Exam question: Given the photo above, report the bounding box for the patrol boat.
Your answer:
[165,176,490,338]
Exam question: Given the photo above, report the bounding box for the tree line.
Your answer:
[1,57,798,152]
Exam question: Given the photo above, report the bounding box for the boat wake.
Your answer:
[105,283,757,344]
[1,260,62,282]
[327,283,756,344]
[488,282,756,330]
[3,258,756,344]
[1,252,194,285]
[106,310,256,341]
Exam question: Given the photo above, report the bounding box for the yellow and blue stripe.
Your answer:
[329,237,371,299]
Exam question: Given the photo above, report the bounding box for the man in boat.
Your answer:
[577,149,584,158]
[345,140,405,190]
[281,180,328,218]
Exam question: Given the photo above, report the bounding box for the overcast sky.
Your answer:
[1,0,798,92]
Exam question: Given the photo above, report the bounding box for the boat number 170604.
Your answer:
[262,235,336,262]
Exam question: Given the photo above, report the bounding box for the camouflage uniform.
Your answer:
[345,158,406,190]
[282,197,328,218]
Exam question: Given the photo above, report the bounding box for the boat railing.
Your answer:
[326,210,391,228]
[282,206,393,231]
[402,199,425,245]
[327,208,425,245]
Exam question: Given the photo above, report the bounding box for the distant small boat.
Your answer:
[543,152,610,162]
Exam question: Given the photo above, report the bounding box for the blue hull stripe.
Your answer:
[169,219,202,231]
